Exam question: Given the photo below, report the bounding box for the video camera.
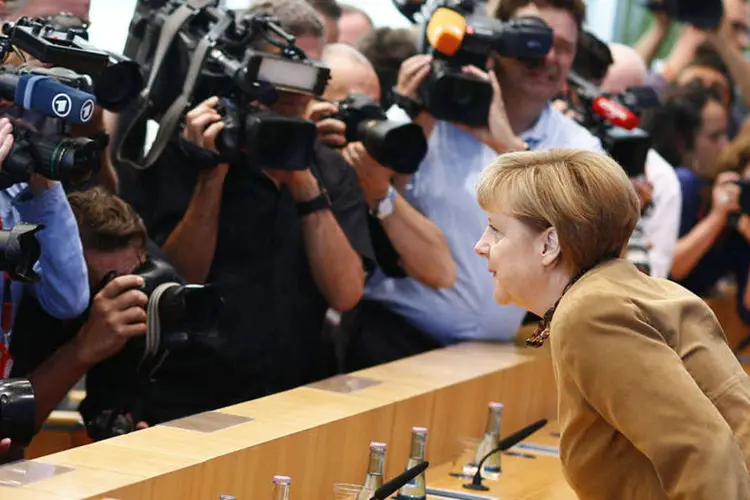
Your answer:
[0,17,145,187]
[564,71,661,178]
[393,0,553,126]
[87,255,222,440]
[330,93,428,175]
[116,0,332,171]
[643,0,723,30]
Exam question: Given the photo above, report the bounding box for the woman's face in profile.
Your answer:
[474,212,543,308]
[691,99,729,178]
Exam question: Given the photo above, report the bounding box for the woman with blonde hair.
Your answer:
[474,149,750,499]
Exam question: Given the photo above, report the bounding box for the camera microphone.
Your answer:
[463,418,548,491]
[567,71,639,130]
[0,72,96,125]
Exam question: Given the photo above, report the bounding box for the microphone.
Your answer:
[463,418,548,491]
[0,73,96,125]
[370,460,430,500]
[567,71,639,130]
[426,7,467,56]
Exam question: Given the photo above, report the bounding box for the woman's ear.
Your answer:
[540,226,562,267]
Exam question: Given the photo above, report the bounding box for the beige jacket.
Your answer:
[550,259,750,499]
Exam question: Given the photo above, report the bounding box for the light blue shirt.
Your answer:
[366,104,605,344]
[0,182,89,344]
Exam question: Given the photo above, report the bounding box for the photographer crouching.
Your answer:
[10,187,215,441]
[117,0,375,418]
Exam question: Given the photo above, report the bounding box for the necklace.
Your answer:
[526,268,588,348]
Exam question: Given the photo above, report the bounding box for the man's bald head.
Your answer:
[321,43,381,102]
[600,43,648,94]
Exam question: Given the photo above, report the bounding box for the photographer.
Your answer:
[127,0,375,411]
[308,43,455,288]
[10,188,198,440]
[346,0,604,370]
[0,116,89,342]
[640,86,750,324]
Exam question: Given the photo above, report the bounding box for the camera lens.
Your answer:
[32,136,100,186]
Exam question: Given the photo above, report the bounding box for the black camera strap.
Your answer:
[114,0,220,170]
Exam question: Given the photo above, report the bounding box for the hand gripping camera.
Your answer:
[394,0,554,126]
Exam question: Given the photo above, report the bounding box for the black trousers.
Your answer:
[343,300,443,372]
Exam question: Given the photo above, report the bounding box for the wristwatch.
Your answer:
[297,190,332,217]
[372,186,397,220]
[391,89,425,120]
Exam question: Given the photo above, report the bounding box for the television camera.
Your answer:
[564,71,661,178]
[0,16,145,188]
[392,0,554,126]
[116,0,332,171]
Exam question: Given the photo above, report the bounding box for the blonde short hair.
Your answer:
[476,149,640,273]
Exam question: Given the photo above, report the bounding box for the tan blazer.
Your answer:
[550,259,750,500]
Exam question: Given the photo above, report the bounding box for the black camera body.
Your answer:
[1,17,144,112]
[86,255,222,441]
[0,222,44,283]
[736,178,750,215]
[215,98,316,171]
[565,72,661,178]
[0,378,35,447]
[644,0,723,30]
[131,257,222,352]
[0,124,104,189]
[116,1,331,171]
[395,0,553,126]
[333,93,427,175]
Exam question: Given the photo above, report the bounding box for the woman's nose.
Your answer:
[474,237,489,258]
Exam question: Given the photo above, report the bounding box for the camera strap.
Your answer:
[114,0,220,170]
[139,282,181,369]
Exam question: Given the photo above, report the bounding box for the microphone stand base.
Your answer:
[462,483,490,491]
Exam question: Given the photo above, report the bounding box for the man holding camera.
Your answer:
[346,0,605,369]
[308,43,455,289]
[8,187,180,449]
[0,117,89,345]
[125,0,374,414]
[0,117,95,458]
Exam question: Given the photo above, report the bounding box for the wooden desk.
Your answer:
[0,343,557,499]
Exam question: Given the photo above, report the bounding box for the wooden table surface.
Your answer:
[419,420,575,500]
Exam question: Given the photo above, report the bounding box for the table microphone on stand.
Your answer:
[370,460,429,500]
[464,418,548,491]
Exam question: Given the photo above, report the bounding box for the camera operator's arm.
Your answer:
[162,98,227,284]
[671,172,740,279]
[634,10,671,67]
[267,168,364,311]
[343,142,455,288]
[705,25,750,109]
[658,26,705,84]
[7,148,89,318]
[393,55,437,139]
[458,66,527,154]
[27,276,147,430]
